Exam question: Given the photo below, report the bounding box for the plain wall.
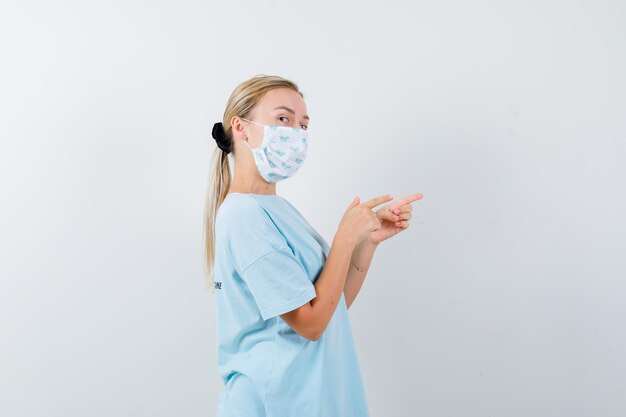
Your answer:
[1,0,625,416]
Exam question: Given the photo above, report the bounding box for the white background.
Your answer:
[1,0,625,416]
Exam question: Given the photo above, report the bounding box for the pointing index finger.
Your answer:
[386,193,424,211]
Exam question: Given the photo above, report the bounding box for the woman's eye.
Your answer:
[279,116,307,130]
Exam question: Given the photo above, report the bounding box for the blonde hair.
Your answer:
[203,74,304,293]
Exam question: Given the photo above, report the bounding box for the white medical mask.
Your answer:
[241,118,309,183]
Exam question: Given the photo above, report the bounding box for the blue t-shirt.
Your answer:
[213,192,370,417]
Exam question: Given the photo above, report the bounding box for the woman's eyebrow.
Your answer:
[273,106,310,121]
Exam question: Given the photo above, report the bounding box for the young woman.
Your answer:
[204,74,423,416]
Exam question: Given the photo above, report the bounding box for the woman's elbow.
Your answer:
[280,301,323,342]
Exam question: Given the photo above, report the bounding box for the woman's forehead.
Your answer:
[260,88,307,113]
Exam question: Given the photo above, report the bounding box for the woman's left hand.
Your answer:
[367,193,423,245]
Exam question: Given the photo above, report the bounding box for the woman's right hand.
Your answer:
[336,194,392,247]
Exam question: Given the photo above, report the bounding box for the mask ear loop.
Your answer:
[241,117,261,126]
[241,118,265,150]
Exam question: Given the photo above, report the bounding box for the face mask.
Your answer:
[241,118,309,183]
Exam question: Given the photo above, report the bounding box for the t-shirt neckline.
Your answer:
[225,192,283,199]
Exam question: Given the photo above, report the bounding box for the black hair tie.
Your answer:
[211,122,232,154]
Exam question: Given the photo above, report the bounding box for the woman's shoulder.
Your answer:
[215,194,288,254]
[216,194,275,234]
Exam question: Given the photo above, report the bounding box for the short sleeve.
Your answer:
[222,196,317,321]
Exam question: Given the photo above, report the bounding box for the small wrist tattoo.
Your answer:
[351,259,367,272]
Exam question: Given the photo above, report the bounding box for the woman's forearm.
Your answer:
[344,239,378,309]
[309,233,357,338]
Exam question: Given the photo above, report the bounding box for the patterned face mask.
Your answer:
[241,118,309,183]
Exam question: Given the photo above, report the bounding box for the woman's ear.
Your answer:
[230,116,247,140]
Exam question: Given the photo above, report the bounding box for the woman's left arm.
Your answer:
[343,192,423,309]
[344,239,379,310]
